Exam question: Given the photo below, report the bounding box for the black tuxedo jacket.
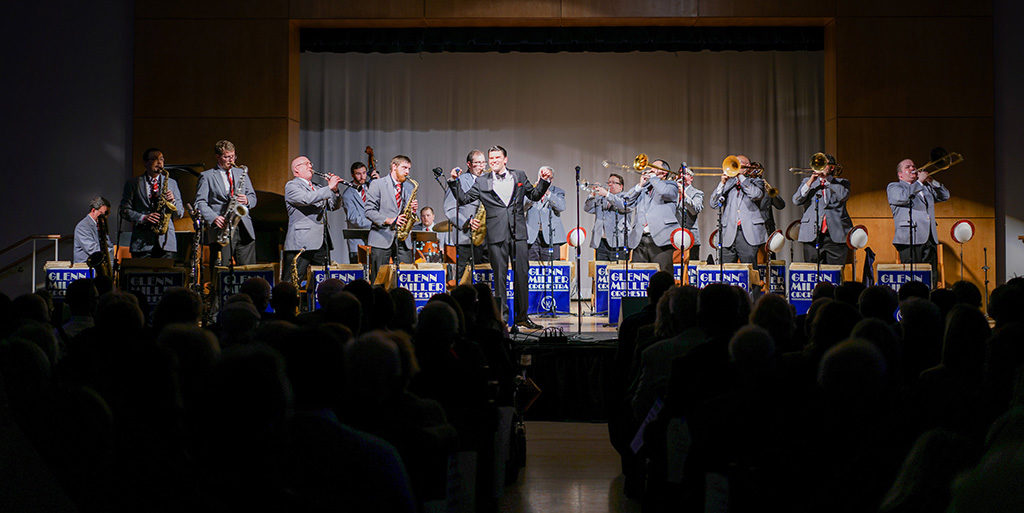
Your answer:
[449,169,550,243]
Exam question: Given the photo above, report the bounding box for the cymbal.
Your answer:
[432,220,454,233]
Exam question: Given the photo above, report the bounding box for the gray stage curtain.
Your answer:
[301,50,823,292]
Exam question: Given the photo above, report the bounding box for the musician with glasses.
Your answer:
[710,155,765,264]
[196,139,257,266]
[585,173,630,261]
[445,149,490,283]
[793,153,851,265]
[887,157,950,277]
[526,167,567,262]
[624,158,682,272]
[73,196,113,265]
[283,156,343,286]
[120,147,183,259]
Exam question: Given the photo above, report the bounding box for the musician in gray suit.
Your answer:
[341,161,373,264]
[365,155,419,281]
[448,145,552,329]
[73,196,113,264]
[584,173,629,261]
[445,149,490,283]
[283,156,343,285]
[623,159,680,272]
[793,153,852,265]
[710,155,765,264]
[119,148,184,259]
[678,167,704,261]
[887,158,950,275]
[195,140,258,266]
[526,167,567,262]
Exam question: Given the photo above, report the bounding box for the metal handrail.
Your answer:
[0,234,69,292]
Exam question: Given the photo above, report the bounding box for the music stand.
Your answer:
[342,229,371,277]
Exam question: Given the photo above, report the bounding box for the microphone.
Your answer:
[432,167,443,177]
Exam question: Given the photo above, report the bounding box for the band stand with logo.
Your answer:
[215,264,277,311]
[528,260,573,315]
[472,263,515,326]
[44,261,93,301]
[119,257,186,310]
[950,219,975,282]
[846,225,869,282]
[876,263,932,293]
[608,262,659,325]
[702,228,754,290]
[787,262,843,315]
[309,263,364,309]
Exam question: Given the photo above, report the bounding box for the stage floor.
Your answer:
[512,301,619,343]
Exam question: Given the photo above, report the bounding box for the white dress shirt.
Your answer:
[492,169,515,206]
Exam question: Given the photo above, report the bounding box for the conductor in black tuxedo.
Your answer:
[449,145,552,329]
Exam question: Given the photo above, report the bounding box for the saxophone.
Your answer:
[87,215,113,280]
[470,203,487,246]
[290,248,306,285]
[154,167,177,235]
[186,203,203,292]
[216,165,250,245]
[394,178,419,242]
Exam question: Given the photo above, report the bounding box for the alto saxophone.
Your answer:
[394,178,419,242]
[216,165,250,245]
[154,167,177,235]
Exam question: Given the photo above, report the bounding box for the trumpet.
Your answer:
[579,180,605,193]
[916,150,964,178]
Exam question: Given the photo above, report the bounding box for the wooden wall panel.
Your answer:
[133,118,294,196]
[136,0,287,19]
[837,0,991,17]
[134,19,291,119]
[425,0,560,18]
[834,117,994,219]
[290,0,423,19]
[561,0,697,18]
[833,17,993,118]
[698,0,834,17]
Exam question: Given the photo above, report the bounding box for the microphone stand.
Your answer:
[982,247,990,311]
[509,172,520,335]
[814,178,822,284]
[908,189,915,280]
[114,200,126,290]
[542,196,556,318]
[716,184,725,284]
[574,166,583,336]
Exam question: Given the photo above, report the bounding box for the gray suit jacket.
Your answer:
[679,184,704,242]
[624,177,682,249]
[792,177,851,243]
[526,186,567,245]
[584,192,628,249]
[284,176,341,251]
[444,172,482,246]
[195,166,258,241]
[448,169,549,243]
[120,174,184,252]
[73,214,112,264]
[711,176,766,246]
[365,174,417,249]
[887,179,950,244]
[341,185,371,252]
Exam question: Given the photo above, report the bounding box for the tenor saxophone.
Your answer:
[154,167,177,235]
[394,178,419,242]
[217,165,250,245]
[470,203,487,246]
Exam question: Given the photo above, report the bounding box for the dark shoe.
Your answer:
[516,317,542,330]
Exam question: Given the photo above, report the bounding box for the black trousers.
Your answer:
[633,233,674,272]
[595,238,630,262]
[283,244,328,287]
[895,240,939,285]
[721,226,758,264]
[488,238,529,323]
[210,227,256,266]
[130,248,175,260]
[369,240,413,282]
[528,237,560,261]
[802,233,849,266]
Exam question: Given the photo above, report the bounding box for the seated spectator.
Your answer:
[859,285,899,324]
[152,287,202,333]
[951,280,983,309]
[268,281,299,323]
[63,278,98,339]
[899,280,930,301]
[879,429,978,513]
[239,277,272,315]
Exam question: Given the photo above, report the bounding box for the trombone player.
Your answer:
[887,153,950,279]
[623,158,680,272]
[710,155,765,264]
[792,153,852,265]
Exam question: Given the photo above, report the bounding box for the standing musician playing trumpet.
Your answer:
[584,173,629,261]
[283,156,343,287]
[792,153,852,265]
[120,147,184,259]
[887,157,950,278]
[196,140,257,267]
[710,155,765,264]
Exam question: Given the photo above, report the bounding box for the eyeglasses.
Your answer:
[607,181,622,186]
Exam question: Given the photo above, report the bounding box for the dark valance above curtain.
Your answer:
[301,26,824,54]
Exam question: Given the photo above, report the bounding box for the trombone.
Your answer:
[789,152,842,176]
[916,151,964,177]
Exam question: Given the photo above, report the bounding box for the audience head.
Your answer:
[323,290,361,334]
[65,278,98,316]
[834,281,866,307]
[239,277,272,312]
[899,280,930,301]
[989,283,1024,328]
[811,281,836,301]
[728,325,775,380]
[472,282,503,330]
[269,281,299,318]
[653,286,683,339]
[451,285,478,326]
[281,324,349,410]
[734,286,752,328]
[940,304,990,378]
[808,300,862,357]
[95,291,144,334]
[817,338,887,406]
[674,285,699,331]
[696,283,740,338]
[427,293,464,335]
[416,301,460,359]
[11,321,60,365]
[344,331,403,407]
[152,287,202,332]
[898,297,944,377]
[879,429,978,513]
[851,318,902,376]
[316,279,346,309]
[218,301,261,347]
[366,286,395,331]
[647,271,675,307]
[859,285,899,323]
[388,287,417,334]
[12,293,50,325]
[951,280,983,309]
[929,288,957,321]
[750,293,796,353]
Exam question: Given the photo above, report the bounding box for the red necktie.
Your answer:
[360,186,367,202]
[150,176,160,203]
[820,179,828,233]
[395,182,402,209]
[310,181,315,192]
[227,170,235,196]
